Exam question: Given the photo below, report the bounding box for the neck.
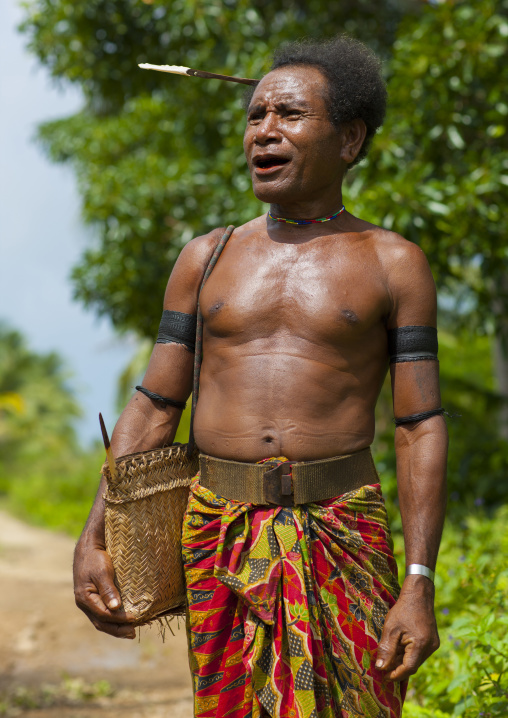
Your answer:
[269,200,344,222]
[268,205,345,226]
[268,192,344,222]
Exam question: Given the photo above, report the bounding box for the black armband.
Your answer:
[135,385,186,410]
[156,310,197,352]
[388,326,438,363]
[394,407,445,426]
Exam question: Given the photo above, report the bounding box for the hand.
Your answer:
[73,541,136,639]
[375,576,439,681]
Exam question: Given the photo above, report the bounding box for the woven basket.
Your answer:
[103,443,199,626]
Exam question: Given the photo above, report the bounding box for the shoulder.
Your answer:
[375,230,434,291]
[347,217,434,285]
[162,227,228,313]
[176,226,228,271]
[374,229,431,271]
[368,228,436,328]
[343,215,429,267]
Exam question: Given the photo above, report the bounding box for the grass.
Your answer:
[0,677,114,716]
[1,446,104,538]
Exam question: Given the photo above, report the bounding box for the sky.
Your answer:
[0,1,135,444]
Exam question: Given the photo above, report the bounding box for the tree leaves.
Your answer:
[0,324,80,473]
[20,0,418,335]
[19,0,508,335]
[350,0,508,330]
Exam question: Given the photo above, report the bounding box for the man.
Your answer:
[74,37,447,718]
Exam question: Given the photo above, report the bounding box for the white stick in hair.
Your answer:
[138,63,258,86]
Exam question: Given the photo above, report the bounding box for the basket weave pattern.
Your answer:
[103,444,199,626]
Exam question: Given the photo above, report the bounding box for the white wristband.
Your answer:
[405,564,435,583]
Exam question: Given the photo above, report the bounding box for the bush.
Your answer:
[2,446,105,537]
[401,506,508,717]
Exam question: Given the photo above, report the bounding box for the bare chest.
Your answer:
[200,234,390,346]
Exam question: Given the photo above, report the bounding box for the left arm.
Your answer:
[376,240,448,681]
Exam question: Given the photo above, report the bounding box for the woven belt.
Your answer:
[198,448,378,506]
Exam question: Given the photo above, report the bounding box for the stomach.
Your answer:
[192,337,384,461]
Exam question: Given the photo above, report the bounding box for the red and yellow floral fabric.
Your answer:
[182,461,406,717]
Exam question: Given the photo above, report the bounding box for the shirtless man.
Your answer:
[74,37,447,718]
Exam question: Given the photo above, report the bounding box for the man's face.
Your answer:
[243,65,345,207]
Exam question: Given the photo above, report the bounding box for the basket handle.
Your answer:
[187,225,235,455]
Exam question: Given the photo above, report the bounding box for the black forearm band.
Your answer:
[394,407,445,426]
[156,310,197,352]
[388,325,438,363]
[135,385,186,410]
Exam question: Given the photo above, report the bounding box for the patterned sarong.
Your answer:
[182,458,406,718]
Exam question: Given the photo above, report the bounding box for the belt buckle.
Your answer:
[263,461,294,506]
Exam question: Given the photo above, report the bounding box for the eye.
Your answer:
[247,108,264,125]
[285,108,302,119]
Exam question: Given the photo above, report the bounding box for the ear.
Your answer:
[339,119,367,164]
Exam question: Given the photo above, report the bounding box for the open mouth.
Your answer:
[253,155,290,172]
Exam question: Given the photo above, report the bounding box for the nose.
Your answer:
[254,111,282,145]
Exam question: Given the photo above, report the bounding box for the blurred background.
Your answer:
[0,0,507,716]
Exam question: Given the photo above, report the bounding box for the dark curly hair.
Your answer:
[245,36,387,166]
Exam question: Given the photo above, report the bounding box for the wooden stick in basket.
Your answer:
[138,63,259,86]
[99,413,118,482]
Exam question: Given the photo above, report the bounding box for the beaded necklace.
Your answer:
[267,205,345,226]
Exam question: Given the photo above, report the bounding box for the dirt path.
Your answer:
[0,511,193,717]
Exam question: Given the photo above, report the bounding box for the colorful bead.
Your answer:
[267,205,345,225]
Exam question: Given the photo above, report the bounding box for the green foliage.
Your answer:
[0,323,103,536]
[115,337,152,411]
[439,329,508,508]
[0,677,113,716]
[3,446,105,537]
[350,0,508,329]
[0,324,80,478]
[19,0,415,107]
[19,0,508,335]
[19,0,418,336]
[400,505,508,717]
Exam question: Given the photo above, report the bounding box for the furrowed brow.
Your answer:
[248,97,310,114]
[247,101,264,115]
[274,99,309,111]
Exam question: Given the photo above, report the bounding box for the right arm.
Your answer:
[73,228,225,638]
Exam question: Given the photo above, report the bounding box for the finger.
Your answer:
[75,576,135,624]
[85,591,135,623]
[75,581,107,617]
[376,630,403,672]
[90,617,137,640]
[75,581,115,617]
[386,643,422,682]
[94,568,123,612]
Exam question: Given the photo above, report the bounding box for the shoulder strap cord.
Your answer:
[187,225,235,455]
